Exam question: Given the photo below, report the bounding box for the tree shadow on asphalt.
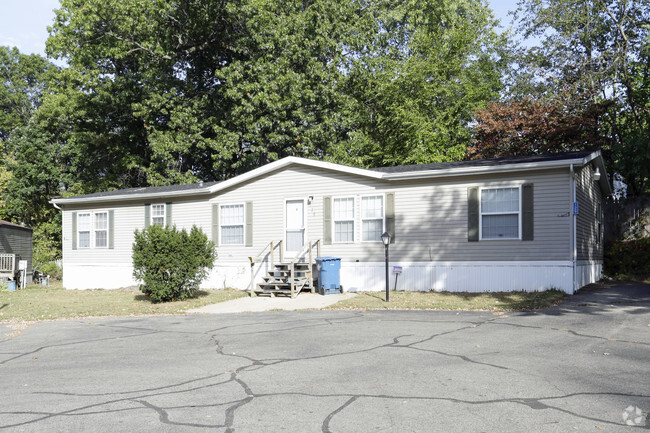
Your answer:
[517,280,650,317]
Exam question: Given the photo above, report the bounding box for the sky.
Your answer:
[0,0,522,58]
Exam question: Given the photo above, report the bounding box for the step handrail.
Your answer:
[288,239,321,298]
[248,240,283,296]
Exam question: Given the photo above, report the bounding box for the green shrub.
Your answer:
[39,262,63,280]
[132,224,216,303]
[604,238,650,279]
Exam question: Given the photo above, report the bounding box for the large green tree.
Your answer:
[329,0,510,167]
[507,0,650,196]
[0,47,57,219]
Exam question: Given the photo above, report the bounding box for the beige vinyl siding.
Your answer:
[62,196,213,265]
[213,165,572,263]
[576,164,604,261]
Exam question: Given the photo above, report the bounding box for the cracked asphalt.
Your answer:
[0,281,648,432]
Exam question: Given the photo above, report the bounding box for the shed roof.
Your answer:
[0,220,33,232]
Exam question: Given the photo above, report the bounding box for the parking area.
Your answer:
[1,281,648,432]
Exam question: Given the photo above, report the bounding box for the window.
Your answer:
[151,204,165,226]
[78,213,91,248]
[220,204,244,245]
[333,197,354,243]
[94,211,108,248]
[480,187,520,239]
[361,195,384,242]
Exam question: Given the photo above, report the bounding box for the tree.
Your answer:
[468,94,610,159]
[328,0,510,168]
[0,47,57,220]
[0,46,56,143]
[510,0,650,195]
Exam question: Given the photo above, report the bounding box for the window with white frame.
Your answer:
[220,204,244,245]
[480,187,520,239]
[361,195,384,242]
[333,197,354,243]
[78,213,91,248]
[151,204,165,226]
[94,211,108,248]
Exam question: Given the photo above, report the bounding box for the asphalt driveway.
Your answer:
[1,281,648,432]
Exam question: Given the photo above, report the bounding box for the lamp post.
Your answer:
[381,231,391,302]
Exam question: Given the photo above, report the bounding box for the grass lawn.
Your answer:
[328,290,567,311]
[0,281,247,322]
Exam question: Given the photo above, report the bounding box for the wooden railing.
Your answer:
[248,241,283,297]
[288,239,321,298]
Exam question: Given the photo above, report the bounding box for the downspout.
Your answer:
[570,164,577,294]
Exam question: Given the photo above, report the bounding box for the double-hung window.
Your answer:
[94,211,108,248]
[220,204,244,245]
[333,197,354,243]
[480,187,520,239]
[151,204,165,226]
[77,211,109,248]
[361,195,384,242]
[78,213,91,248]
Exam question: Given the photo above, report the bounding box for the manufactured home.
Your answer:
[51,150,610,294]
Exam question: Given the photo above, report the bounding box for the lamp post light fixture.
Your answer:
[381,231,391,302]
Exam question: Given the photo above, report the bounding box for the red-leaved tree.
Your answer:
[467,94,611,160]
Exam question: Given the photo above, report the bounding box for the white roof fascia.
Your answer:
[382,158,586,181]
[206,156,385,194]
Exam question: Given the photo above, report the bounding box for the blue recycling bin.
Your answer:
[316,257,342,295]
[6,281,16,291]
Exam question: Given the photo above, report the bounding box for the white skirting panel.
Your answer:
[339,261,575,293]
[64,263,138,290]
[64,262,267,291]
[575,261,602,289]
[64,260,577,293]
[203,262,270,291]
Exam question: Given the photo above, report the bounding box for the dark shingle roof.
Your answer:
[63,181,220,200]
[370,150,595,173]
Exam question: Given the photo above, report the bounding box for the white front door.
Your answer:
[285,199,305,254]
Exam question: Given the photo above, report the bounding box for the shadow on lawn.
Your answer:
[133,290,212,303]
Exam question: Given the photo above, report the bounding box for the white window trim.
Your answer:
[360,194,385,243]
[479,185,522,241]
[151,203,166,227]
[219,203,246,246]
[77,210,110,249]
[93,211,109,249]
[332,196,355,244]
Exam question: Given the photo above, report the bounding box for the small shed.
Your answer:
[0,220,33,285]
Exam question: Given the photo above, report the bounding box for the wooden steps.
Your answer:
[254,262,316,297]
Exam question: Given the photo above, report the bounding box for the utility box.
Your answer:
[316,257,342,295]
